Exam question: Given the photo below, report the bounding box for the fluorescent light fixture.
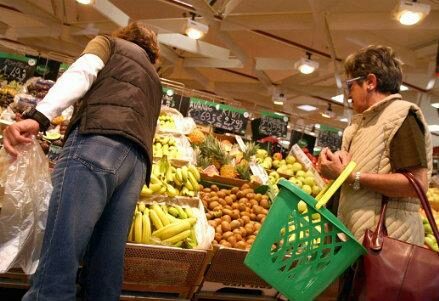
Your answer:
[340,117,349,123]
[400,84,409,91]
[185,19,208,40]
[431,103,439,109]
[76,0,93,4]
[297,104,318,112]
[331,94,344,103]
[395,1,430,26]
[294,57,319,74]
[428,125,439,132]
[273,100,284,105]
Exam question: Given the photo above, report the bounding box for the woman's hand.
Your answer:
[319,148,349,180]
[3,119,40,157]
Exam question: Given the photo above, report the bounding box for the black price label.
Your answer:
[0,54,35,83]
[161,88,190,116]
[259,113,288,137]
[187,98,248,135]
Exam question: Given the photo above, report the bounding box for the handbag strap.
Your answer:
[370,172,439,250]
[402,172,439,243]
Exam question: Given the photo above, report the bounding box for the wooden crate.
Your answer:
[0,268,29,289]
[195,247,278,300]
[122,244,212,299]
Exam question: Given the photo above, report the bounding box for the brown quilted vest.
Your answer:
[66,36,162,184]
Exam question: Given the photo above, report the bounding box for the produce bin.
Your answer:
[244,179,366,301]
[196,246,278,299]
[122,243,212,299]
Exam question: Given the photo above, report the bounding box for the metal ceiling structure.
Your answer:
[0,0,438,133]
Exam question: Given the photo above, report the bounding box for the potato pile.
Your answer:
[201,184,271,250]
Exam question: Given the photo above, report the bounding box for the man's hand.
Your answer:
[3,119,40,157]
[319,148,347,180]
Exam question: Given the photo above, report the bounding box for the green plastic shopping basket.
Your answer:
[244,177,366,301]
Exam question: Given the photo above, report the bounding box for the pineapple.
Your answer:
[199,135,237,178]
[188,129,206,145]
[236,160,251,180]
[243,142,259,161]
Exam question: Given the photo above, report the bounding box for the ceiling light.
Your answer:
[297,104,318,112]
[272,90,286,106]
[340,117,349,123]
[395,1,430,26]
[321,103,335,118]
[185,19,208,40]
[76,0,93,4]
[428,125,439,132]
[314,123,320,129]
[431,103,439,109]
[331,94,344,103]
[400,84,409,91]
[166,89,174,96]
[295,52,319,74]
[273,101,284,105]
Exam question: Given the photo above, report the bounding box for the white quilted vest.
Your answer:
[339,94,432,245]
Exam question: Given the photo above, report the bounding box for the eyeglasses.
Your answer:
[345,76,364,92]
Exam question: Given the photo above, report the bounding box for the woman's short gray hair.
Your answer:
[344,45,403,94]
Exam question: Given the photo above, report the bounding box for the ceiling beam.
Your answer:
[160,44,180,63]
[255,57,296,70]
[157,33,230,59]
[91,0,130,27]
[183,57,243,68]
[221,0,243,18]
[0,0,61,27]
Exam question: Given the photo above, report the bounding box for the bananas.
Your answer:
[128,202,199,249]
[140,156,201,198]
[153,134,179,159]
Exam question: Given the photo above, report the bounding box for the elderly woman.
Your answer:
[320,45,432,245]
[319,45,433,300]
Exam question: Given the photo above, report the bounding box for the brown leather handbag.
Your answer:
[351,172,439,301]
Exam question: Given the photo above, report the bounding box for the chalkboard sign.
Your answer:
[316,125,342,152]
[0,53,35,83]
[258,111,289,138]
[161,88,190,116]
[187,97,248,135]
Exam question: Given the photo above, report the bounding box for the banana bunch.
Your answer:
[153,135,180,159]
[128,202,198,249]
[140,157,201,197]
[158,114,176,129]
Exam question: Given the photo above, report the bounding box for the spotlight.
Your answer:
[76,0,93,4]
[395,1,430,26]
[295,52,319,75]
[321,103,335,118]
[185,19,208,40]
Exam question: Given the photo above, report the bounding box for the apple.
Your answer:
[272,159,281,169]
[297,176,305,184]
[280,159,287,166]
[303,177,315,187]
[285,155,296,164]
[291,162,303,172]
[302,184,312,195]
[296,170,306,178]
[312,185,321,196]
[269,171,280,180]
[256,149,268,159]
[273,152,283,160]
[305,170,314,177]
[297,200,307,213]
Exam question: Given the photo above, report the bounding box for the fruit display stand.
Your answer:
[193,246,278,301]
[122,243,213,300]
[200,173,260,190]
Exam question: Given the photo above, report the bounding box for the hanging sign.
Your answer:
[258,111,289,137]
[316,125,342,152]
[187,97,249,135]
[0,53,36,83]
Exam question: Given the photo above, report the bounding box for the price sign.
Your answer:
[250,162,269,185]
[0,53,35,83]
[316,125,342,152]
[161,88,190,116]
[187,97,248,135]
[259,111,288,137]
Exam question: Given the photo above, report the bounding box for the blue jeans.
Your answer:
[22,127,147,301]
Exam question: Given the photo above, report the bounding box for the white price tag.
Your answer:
[235,135,247,152]
[250,162,269,184]
[290,144,325,188]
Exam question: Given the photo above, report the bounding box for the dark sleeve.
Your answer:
[390,111,427,171]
